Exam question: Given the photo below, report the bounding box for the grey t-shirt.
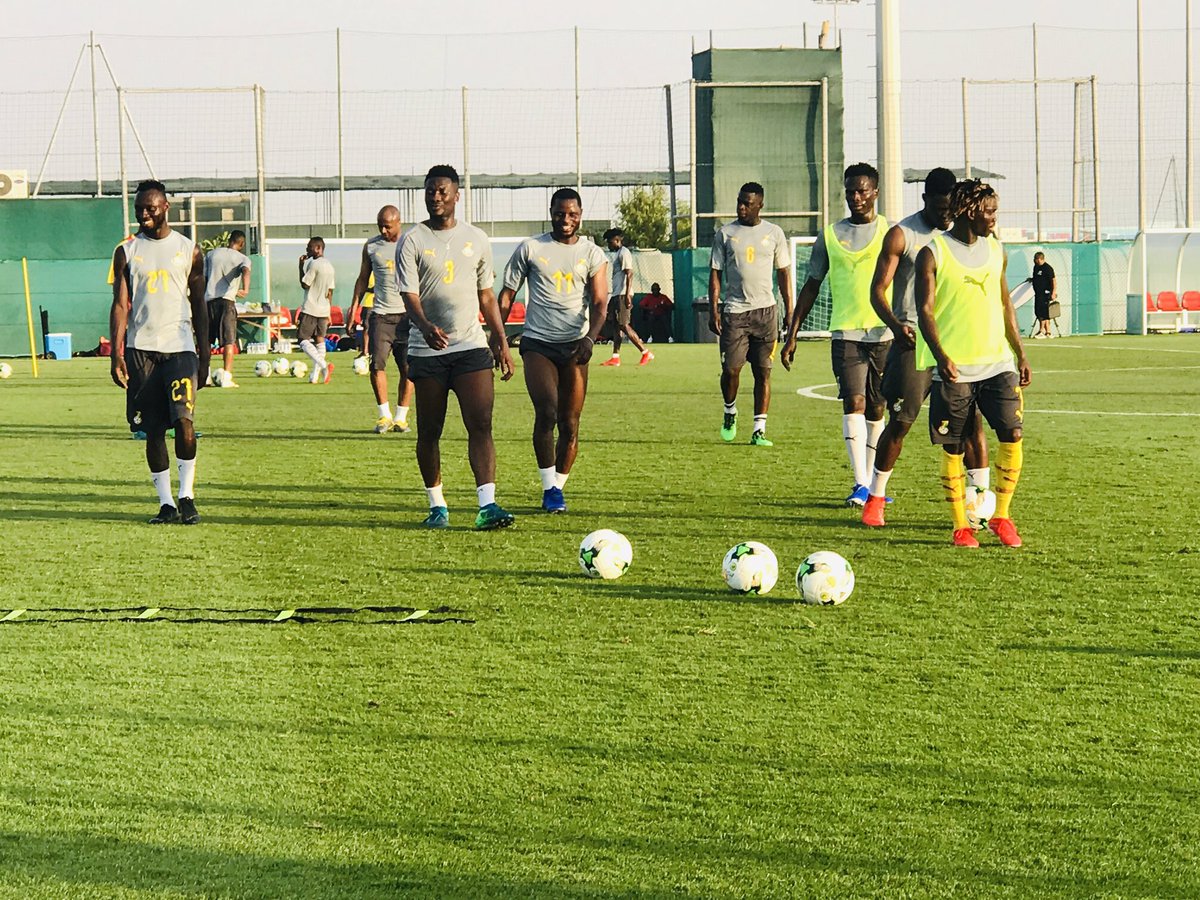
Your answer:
[807,217,891,343]
[123,230,197,354]
[710,219,790,314]
[608,246,633,297]
[503,233,606,343]
[928,233,1014,383]
[398,221,494,357]
[203,246,250,302]
[300,257,336,318]
[892,211,942,326]
[366,233,404,315]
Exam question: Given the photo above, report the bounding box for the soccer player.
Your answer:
[498,187,608,513]
[915,179,1031,548]
[297,237,336,384]
[860,167,991,528]
[599,227,652,367]
[109,179,209,525]
[399,165,515,531]
[783,163,892,504]
[709,182,793,447]
[347,205,415,433]
[203,230,251,388]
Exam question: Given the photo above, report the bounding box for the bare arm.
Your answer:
[1050,274,1057,301]
[109,245,130,388]
[707,268,722,335]
[401,291,448,352]
[496,286,517,322]
[781,276,823,370]
[1000,253,1032,387]
[575,267,609,364]
[188,245,211,389]
[622,264,633,306]
[870,225,911,347]
[914,246,955,383]
[298,255,307,288]
[347,244,371,328]
[775,266,794,338]
[237,261,251,299]
[479,287,514,380]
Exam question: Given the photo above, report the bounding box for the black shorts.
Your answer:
[929,370,1024,445]
[125,348,198,434]
[207,299,237,347]
[607,296,631,327]
[831,338,890,405]
[720,306,777,371]
[408,347,494,389]
[520,336,586,367]
[297,313,329,344]
[1034,295,1051,320]
[881,341,933,426]
[368,313,409,372]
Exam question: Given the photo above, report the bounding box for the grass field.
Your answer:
[0,335,1198,899]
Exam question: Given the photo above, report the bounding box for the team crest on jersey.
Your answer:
[133,411,142,425]
[462,242,475,257]
[936,420,950,435]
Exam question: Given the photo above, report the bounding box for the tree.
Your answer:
[614,185,673,250]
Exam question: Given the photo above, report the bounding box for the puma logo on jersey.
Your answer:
[962,273,990,291]
[423,249,437,256]
[538,257,551,266]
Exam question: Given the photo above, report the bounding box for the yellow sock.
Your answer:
[940,452,968,531]
[994,439,1024,519]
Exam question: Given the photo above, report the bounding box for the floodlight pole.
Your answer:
[574,26,582,194]
[1137,0,1147,232]
[1033,23,1044,242]
[255,85,267,249]
[1188,0,1194,227]
[875,0,903,221]
[336,28,346,238]
[90,31,102,196]
[1091,75,1102,239]
[462,86,472,222]
[962,78,972,178]
[665,83,678,245]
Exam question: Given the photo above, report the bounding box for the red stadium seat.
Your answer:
[509,301,527,325]
[1157,291,1182,312]
[1182,291,1200,311]
[1145,293,1156,312]
[329,306,345,327]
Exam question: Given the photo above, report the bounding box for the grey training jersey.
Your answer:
[366,234,404,315]
[203,246,251,302]
[398,221,494,357]
[892,211,942,326]
[301,257,336,318]
[608,246,633,297]
[503,233,606,343]
[808,217,891,343]
[710,219,790,314]
[123,230,198,354]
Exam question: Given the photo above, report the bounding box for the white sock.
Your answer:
[869,467,892,498]
[476,483,496,508]
[426,484,446,509]
[753,414,767,434]
[724,402,737,416]
[397,405,409,422]
[151,470,174,507]
[554,471,569,490]
[610,351,620,359]
[843,414,869,486]
[299,339,323,369]
[317,343,327,368]
[378,403,391,419]
[539,466,556,490]
[865,418,885,476]
[177,457,197,500]
[968,467,990,491]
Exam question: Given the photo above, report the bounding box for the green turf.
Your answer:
[0,336,1198,898]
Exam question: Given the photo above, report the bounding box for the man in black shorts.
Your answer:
[203,229,250,388]
[1030,251,1058,338]
[598,227,652,367]
[710,182,793,446]
[398,165,515,531]
[110,180,209,525]
[499,188,608,512]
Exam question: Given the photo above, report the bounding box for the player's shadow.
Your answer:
[426,566,767,604]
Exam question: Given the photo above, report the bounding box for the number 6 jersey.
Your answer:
[121,230,197,353]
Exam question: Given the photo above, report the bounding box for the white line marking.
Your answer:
[1048,343,1200,354]
[796,383,839,401]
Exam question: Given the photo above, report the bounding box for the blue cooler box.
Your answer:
[46,333,72,360]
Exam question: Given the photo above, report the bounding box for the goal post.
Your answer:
[790,236,833,338]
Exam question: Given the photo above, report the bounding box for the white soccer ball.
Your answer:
[254,360,273,378]
[290,361,309,380]
[579,529,633,580]
[0,363,11,379]
[209,368,226,387]
[966,489,997,531]
[272,356,291,375]
[722,541,779,594]
[796,551,855,606]
[352,355,370,376]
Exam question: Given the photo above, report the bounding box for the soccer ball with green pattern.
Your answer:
[352,355,370,376]
[272,357,291,375]
[722,541,778,594]
[796,551,854,606]
[966,489,997,531]
[290,361,309,380]
[254,360,273,378]
[578,529,632,580]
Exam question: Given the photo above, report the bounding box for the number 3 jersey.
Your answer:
[503,233,606,343]
[121,230,198,353]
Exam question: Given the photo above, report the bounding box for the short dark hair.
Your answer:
[739,182,764,198]
[603,227,623,241]
[844,163,879,187]
[229,229,246,244]
[308,236,325,248]
[924,167,957,196]
[551,187,582,207]
[134,179,167,198]
[651,282,661,292]
[425,164,459,184]
[1033,251,1046,260]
